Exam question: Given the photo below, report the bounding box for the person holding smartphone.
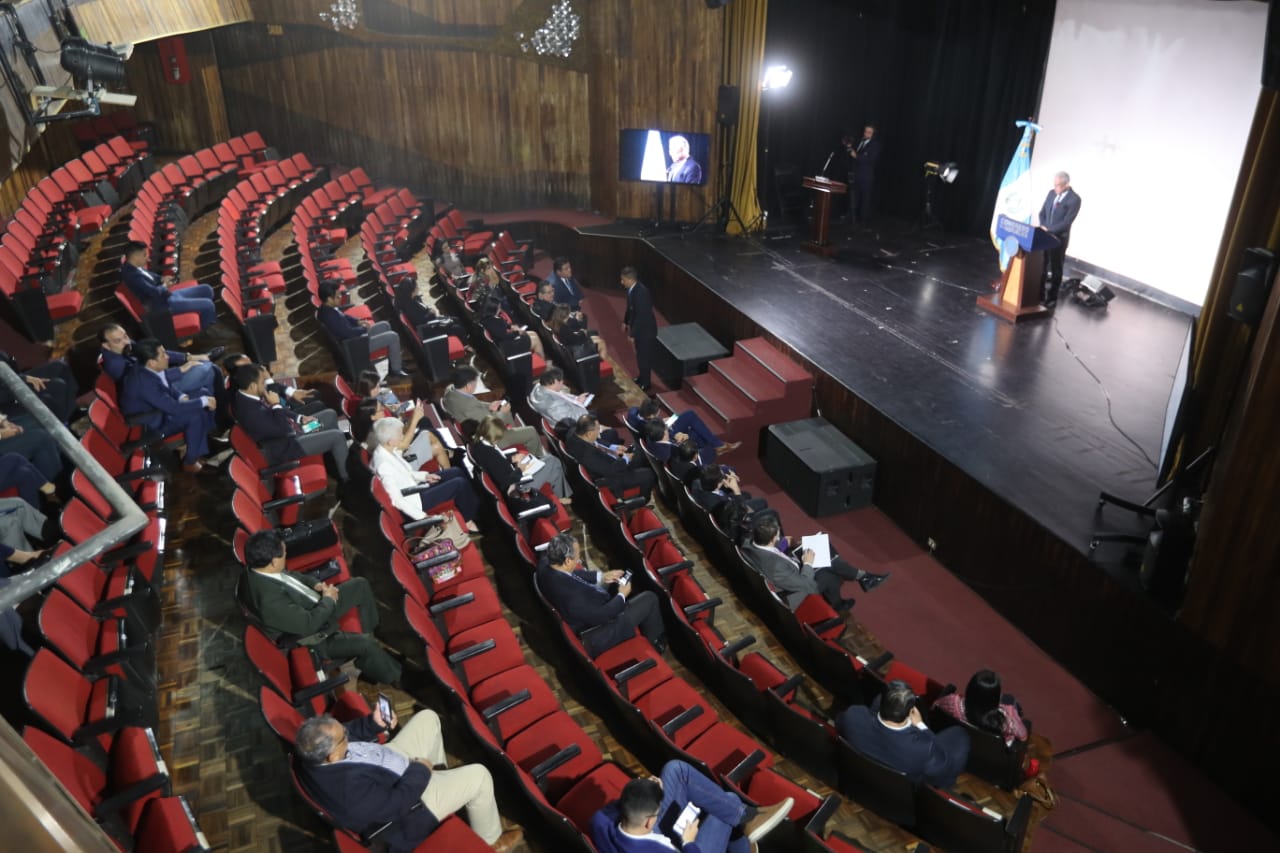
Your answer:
[590,759,792,853]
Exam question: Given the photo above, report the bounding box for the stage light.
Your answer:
[924,160,960,184]
[319,0,360,29]
[761,65,793,91]
[59,38,127,85]
[517,1,582,58]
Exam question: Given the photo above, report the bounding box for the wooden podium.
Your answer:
[801,175,846,256]
[978,215,1059,323]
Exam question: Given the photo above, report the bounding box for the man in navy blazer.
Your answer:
[316,281,410,378]
[231,363,350,481]
[837,680,970,787]
[621,266,657,391]
[536,533,664,656]
[120,241,218,331]
[294,708,518,852]
[1037,171,1082,306]
[546,257,586,311]
[565,415,654,504]
[847,125,882,224]
[120,339,217,472]
[98,323,221,400]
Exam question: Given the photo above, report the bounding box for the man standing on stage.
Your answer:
[1037,171,1081,308]
[621,266,657,392]
[848,125,881,225]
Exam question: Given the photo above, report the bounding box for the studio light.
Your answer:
[60,38,126,85]
[924,160,960,184]
[761,65,793,91]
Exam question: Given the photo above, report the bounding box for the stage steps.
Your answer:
[659,337,812,449]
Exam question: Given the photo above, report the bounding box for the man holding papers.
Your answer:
[742,517,888,612]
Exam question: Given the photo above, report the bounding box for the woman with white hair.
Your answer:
[369,416,480,529]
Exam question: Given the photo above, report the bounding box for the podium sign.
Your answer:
[977,215,1061,323]
[801,176,847,257]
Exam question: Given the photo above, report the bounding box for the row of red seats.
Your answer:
[1,135,150,341]
[71,109,154,152]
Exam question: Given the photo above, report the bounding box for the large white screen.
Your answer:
[1032,0,1268,306]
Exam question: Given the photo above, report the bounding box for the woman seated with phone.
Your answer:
[352,370,454,471]
[480,295,545,359]
[368,417,480,530]
[469,415,571,512]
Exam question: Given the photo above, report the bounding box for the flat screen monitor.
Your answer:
[619,128,710,185]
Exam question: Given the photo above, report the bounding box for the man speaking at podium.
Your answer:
[1037,171,1081,307]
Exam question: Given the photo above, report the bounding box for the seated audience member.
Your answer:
[641,419,716,468]
[353,371,453,469]
[691,465,765,515]
[294,709,521,853]
[626,398,734,454]
[0,352,79,425]
[464,257,503,309]
[470,416,570,502]
[932,669,1029,746]
[441,367,544,456]
[742,516,886,613]
[0,578,35,657]
[546,256,586,311]
[0,453,58,507]
[537,532,664,656]
[121,339,218,474]
[223,353,328,418]
[0,411,62,481]
[530,281,560,323]
[120,240,218,332]
[435,245,466,281]
[369,417,479,529]
[243,530,401,685]
[838,680,970,787]
[316,281,410,380]
[480,295,545,359]
[528,368,622,441]
[99,323,222,401]
[566,415,654,504]
[393,273,469,342]
[232,363,350,482]
[591,760,792,853]
[0,493,49,553]
[547,303,609,361]
[666,439,703,486]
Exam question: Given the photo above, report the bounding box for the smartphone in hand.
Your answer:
[377,693,393,724]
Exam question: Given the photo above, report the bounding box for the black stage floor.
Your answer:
[598,219,1194,580]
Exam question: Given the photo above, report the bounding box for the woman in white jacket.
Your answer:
[369,417,480,529]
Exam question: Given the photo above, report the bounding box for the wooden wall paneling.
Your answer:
[214,23,591,210]
[126,32,230,153]
[68,0,253,43]
[587,0,724,222]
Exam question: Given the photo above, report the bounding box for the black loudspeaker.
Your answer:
[1264,0,1279,89]
[716,85,740,127]
[1227,247,1276,326]
[762,418,877,517]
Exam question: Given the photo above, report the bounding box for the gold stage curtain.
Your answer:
[721,0,767,234]
[1179,87,1280,473]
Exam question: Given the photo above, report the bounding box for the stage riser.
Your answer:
[511,218,1279,824]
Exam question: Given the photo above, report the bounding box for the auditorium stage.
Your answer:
[576,218,1194,593]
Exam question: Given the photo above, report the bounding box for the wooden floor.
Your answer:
[21,189,1055,852]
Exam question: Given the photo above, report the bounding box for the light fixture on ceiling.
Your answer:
[319,0,360,30]
[518,1,582,58]
[761,64,793,91]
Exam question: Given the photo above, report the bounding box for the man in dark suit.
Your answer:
[0,353,78,426]
[836,680,970,787]
[621,266,657,391]
[1037,171,1082,307]
[691,465,766,516]
[231,363,350,481]
[393,275,469,342]
[120,338,218,473]
[847,125,882,225]
[242,530,401,685]
[742,516,886,613]
[666,136,703,184]
[536,533,664,656]
[98,323,221,400]
[294,708,519,852]
[316,281,410,379]
[531,281,559,323]
[546,257,585,311]
[120,240,218,332]
[566,415,654,504]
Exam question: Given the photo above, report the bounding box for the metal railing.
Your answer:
[0,362,147,611]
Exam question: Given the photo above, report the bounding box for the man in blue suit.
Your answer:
[120,339,218,473]
[546,257,586,311]
[316,282,410,379]
[536,532,664,657]
[836,679,970,787]
[120,241,218,332]
[231,363,350,481]
[1037,171,1082,307]
[621,266,657,391]
[98,323,221,400]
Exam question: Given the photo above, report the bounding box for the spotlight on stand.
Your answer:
[59,38,128,84]
[923,160,959,183]
[761,65,793,91]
